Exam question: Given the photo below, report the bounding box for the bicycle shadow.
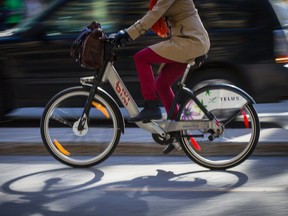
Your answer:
[86,169,248,215]
[99,169,248,199]
[1,168,248,215]
[0,167,104,216]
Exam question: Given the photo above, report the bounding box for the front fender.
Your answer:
[195,83,256,104]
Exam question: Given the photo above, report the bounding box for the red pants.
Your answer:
[134,47,187,118]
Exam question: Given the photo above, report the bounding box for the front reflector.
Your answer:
[53,139,71,156]
[92,101,110,118]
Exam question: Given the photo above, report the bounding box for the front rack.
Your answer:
[80,76,94,86]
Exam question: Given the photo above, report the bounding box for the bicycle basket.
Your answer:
[70,21,106,70]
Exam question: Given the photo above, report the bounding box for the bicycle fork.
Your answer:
[77,74,101,131]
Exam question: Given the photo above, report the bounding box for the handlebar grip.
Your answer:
[119,38,129,46]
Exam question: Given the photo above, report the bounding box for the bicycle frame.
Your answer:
[80,60,221,138]
[74,37,222,138]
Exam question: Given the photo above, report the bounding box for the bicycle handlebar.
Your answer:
[107,32,130,48]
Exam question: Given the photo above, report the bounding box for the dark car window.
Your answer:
[43,0,148,36]
[195,0,255,30]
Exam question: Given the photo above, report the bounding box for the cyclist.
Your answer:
[115,0,210,152]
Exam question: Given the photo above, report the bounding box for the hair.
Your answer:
[149,0,169,37]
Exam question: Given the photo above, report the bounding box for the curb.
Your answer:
[0,141,287,156]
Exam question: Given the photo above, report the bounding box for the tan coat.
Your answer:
[126,0,210,63]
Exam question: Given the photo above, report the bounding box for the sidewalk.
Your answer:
[0,127,287,156]
[1,102,288,155]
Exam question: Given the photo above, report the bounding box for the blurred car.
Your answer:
[0,0,288,117]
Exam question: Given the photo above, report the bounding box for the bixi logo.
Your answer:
[115,80,130,106]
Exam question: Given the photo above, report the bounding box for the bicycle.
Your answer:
[40,32,260,170]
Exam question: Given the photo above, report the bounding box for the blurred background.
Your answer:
[0,0,51,30]
[0,0,287,121]
[1,2,288,215]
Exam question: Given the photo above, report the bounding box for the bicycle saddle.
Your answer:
[192,54,207,68]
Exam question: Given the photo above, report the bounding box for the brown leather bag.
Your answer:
[70,21,106,70]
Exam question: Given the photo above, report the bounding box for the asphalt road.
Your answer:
[0,155,287,216]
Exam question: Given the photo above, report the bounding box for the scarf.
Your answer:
[149,0,169,37]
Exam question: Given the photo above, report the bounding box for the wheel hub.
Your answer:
[73,119,88,136]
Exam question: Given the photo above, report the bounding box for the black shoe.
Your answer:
[128,100,162,123]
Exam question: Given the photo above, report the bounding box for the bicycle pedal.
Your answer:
[163,143,175,154]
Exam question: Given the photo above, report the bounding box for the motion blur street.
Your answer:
[0,102,288,215]
[1,102,288,155]
[1,0,288,215]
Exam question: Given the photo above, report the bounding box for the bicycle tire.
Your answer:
[177,84,260,170]
[40,86,122,168]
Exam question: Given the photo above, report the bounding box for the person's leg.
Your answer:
[155,62,187,119]
[129,47,175,122]
[134,47,175,100]
[155,63,187,154]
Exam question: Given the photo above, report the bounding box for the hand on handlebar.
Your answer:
[114,29,131,47]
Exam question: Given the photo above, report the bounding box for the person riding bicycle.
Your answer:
[115,0,210,152]
[115,0,210,121]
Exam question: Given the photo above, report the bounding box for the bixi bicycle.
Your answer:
[40,32,260,170]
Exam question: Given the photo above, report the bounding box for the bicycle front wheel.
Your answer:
[40,87,122,168]
[178,84,260,169]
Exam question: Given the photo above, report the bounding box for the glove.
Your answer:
[114,29,131,47]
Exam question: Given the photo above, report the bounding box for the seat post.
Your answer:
[180,63,193,84]
[167,62,194,119]
[180,55,207,85]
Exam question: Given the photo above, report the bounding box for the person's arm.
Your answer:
[126,0,176,40]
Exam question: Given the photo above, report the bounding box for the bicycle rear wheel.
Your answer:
[40,87,122,168]
[178,84,260,169]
